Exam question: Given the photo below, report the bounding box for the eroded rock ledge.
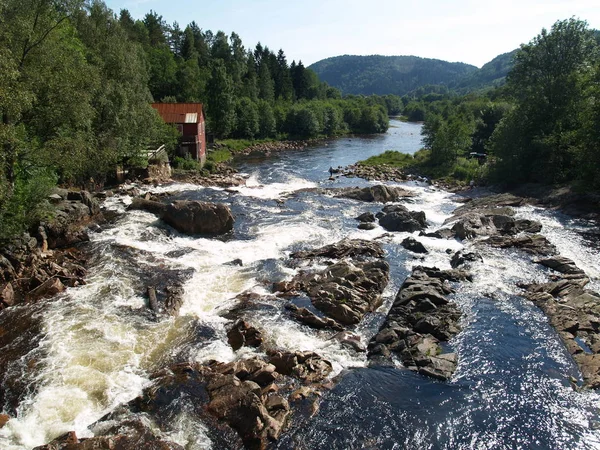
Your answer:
[35,353,332,450]
[521,255,600,388]
[283,239,390,325]
[368,266,470,381]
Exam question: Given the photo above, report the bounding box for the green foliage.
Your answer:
[0,166,57,241]
[489,18,599,186]
[358,150,416,168]
[173,155,200,171]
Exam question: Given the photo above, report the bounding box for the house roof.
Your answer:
[151,103,203,124]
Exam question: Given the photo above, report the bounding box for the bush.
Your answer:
[172,156,200,171]
[0,167,57,240]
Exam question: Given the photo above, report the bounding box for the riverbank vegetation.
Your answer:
[367,19,600,192]
[0,0,394,240]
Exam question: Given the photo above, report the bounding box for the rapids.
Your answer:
[1,120,600,449]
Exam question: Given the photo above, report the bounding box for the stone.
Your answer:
[401,237,428,254]
[0,282,15,307]
[450,251,483,268]
[227,320,263,350]
[0,414,9,428]
[129,198,234,235]
[334,185,414,203]
[378,205,427,232]
[356,212,376,223]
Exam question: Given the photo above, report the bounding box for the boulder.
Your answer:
[355,212,376,223]
[378,205,427,232]
[129,198,234,235]
[227,319,263,350]
[0,282,15,308]
[450,251,483,268]
[334,185,414,203]
[368,266,465,380]
[285,303,344,331]
[486,234,557,256]
[291,238,384,260]
[401,237,428,254]
[536,256,586,276]
[268,350,333,382]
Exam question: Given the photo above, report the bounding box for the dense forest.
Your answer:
[309,55,479,96]
[0,0,396,240]
[410,19,600,191]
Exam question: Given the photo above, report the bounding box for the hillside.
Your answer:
[309,52,519,96]
[452,50,517,92]
[309,55,478,96]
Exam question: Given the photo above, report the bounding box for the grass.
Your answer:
[217,138,276,153]
[358,150,417,168]
[357,149,489,185]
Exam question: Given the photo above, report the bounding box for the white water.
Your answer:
[2,139,600,448]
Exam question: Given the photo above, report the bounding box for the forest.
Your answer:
[400,19,600,191]
[0,0,395,240]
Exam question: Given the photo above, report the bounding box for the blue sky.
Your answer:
[104,0,599,67]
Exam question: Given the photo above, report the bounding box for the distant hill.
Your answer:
[309,55,478,96]
[452,50,517,93]
[309,52,518,96]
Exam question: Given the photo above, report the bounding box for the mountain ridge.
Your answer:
[309,52,516,96]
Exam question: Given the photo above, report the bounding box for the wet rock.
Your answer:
[450,251,483,268]
[298,259,390,325]
[486,234,557,256]
[401,237,428,254]
[226,258,243,266]
[290,238,384,260]
[525,283,600,388]
[0,414,9,428]
[0,282,15,308]
[0,255,17,282]
[34,423,184,450]
[356,212,376,223]
[378,204,427,232]
[358,222,378,230]
[333,185,414,203]
[536,256,587,276]
[451,213,496,240]
[421,228,454,239]
[129,198,234,235]
[368,266,465,381]
[28,277,66,301]
[331,331,366,352]
[286,303,344,331]
[268,350,333,382]
[227,319,263,350]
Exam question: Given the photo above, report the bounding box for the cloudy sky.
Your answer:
[104,0,600,67]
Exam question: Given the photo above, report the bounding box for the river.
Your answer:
[1,119,600,449]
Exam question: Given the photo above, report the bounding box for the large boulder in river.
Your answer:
[129,198,234,235]
[378,204,427,232]
[333,185,414,203]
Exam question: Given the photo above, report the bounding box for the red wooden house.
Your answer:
[151,103,207,165]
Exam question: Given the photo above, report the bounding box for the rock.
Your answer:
[268,350,333,382]
[28,277,65,301]
[333,185,414,203]
[0,414,9,428]
[401,237,428,254]
[368,266,465,380]
[290,238,385,260]
[227,319,263,350]
[0,255,16,282]
[451,213,496,240]
[129,198,234,235]
[450,251,483,268]
[0,283,14,308]
[378,205,427,232]
[285,303,344,331]
[358,222,378,230]
[421,228,454,239]
[536,256,586,276]
[332,331,366,352]
[356,212,376,223]
[486,234,557,256]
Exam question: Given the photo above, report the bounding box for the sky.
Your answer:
[104,0,600,68]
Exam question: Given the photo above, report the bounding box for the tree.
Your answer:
[491,18,599,183]
[206,59,235,138]
[233,97,259,138]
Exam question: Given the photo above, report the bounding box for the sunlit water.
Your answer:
[1,121,600,449]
